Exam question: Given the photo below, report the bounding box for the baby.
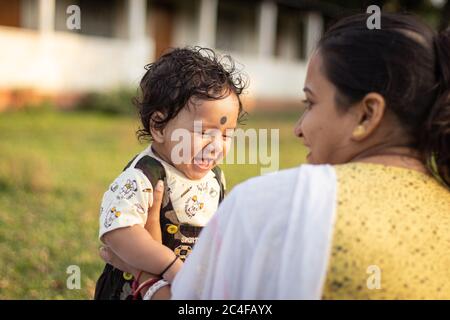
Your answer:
[94,47,245,300]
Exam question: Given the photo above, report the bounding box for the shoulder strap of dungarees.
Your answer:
[211,166,225,203]
[133,155,167,188]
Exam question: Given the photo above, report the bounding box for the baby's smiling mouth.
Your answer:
[193,156,215,171]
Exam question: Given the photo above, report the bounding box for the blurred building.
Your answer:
[0,0,326,110]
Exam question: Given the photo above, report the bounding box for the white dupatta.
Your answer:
[171,164,338,299]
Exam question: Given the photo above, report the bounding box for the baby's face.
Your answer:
[152,93,240,180]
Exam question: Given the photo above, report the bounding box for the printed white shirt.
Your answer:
[99,146,223,242]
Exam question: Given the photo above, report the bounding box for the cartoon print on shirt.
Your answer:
[134,203,145,215]
[117,179,138,200]
[104,207,122,228]
[174,245,193,261]
[180,186,193,199]
[110,182,119,193]
[184,195,204,218]
[168,175,177,187]
[179,235,198,244]
[197,182,208,192]
[119,282,133,300]
[209,187,218,198]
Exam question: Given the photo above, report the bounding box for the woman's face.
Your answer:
[294,51,359,164]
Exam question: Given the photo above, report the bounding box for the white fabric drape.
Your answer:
[171,164,338,299]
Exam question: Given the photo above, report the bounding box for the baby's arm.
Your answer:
[102,225,174,275]
[99,169,175,276]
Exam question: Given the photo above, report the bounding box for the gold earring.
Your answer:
[352,125,366,138]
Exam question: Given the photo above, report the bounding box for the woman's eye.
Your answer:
[303,99,313,110]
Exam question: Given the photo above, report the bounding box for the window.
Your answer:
[54,0,126,38]
[0,0,38,30]
[276,5,306,61]
[216,0,257,55]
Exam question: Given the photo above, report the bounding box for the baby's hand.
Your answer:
[144,180,164,242]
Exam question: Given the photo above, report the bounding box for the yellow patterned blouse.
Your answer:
[323,162,450,299]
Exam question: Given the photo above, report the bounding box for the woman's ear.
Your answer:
[149,112,166,143]
[351,92,386,141]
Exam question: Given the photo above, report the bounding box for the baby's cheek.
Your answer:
[222,139,232,156]
[191,135,206,156]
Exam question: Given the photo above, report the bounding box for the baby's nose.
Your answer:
[206,135,224,157]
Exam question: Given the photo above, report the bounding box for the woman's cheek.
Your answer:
[300,114,312,141]
[305,107,324,140]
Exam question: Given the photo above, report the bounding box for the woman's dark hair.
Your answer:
[135,47,247,141]
[317,13,450,188]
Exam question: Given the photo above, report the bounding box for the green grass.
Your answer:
[0,109,307,299]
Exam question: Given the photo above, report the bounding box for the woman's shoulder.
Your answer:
[333,162,450,193]
[332,162,450,215]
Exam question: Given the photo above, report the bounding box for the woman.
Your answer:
[101,12,450,299]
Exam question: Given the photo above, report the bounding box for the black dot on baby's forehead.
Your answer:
[220,116,227,125]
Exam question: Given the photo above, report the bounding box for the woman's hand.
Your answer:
[99,245,171,299]
[144,180,164,243]
[98,179,165,275]
[99,246,139,277]
[99,246,162,279]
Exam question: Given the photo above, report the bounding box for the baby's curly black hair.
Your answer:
[134,46,248,141]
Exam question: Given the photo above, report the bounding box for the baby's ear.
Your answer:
[149,112,165,143]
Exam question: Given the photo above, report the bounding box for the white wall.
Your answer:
[168,0,309,102]
[231,53,308,101]
[171,1,200,47]
[0,26,153,92]
[0,0,315,104]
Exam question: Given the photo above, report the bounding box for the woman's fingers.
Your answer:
[152,180,164,216]
[99,246,137,276]
[144,180,164,242]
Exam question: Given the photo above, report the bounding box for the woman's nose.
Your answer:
[293,118,303,138]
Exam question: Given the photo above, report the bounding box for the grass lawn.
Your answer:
[0,109,307,299]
